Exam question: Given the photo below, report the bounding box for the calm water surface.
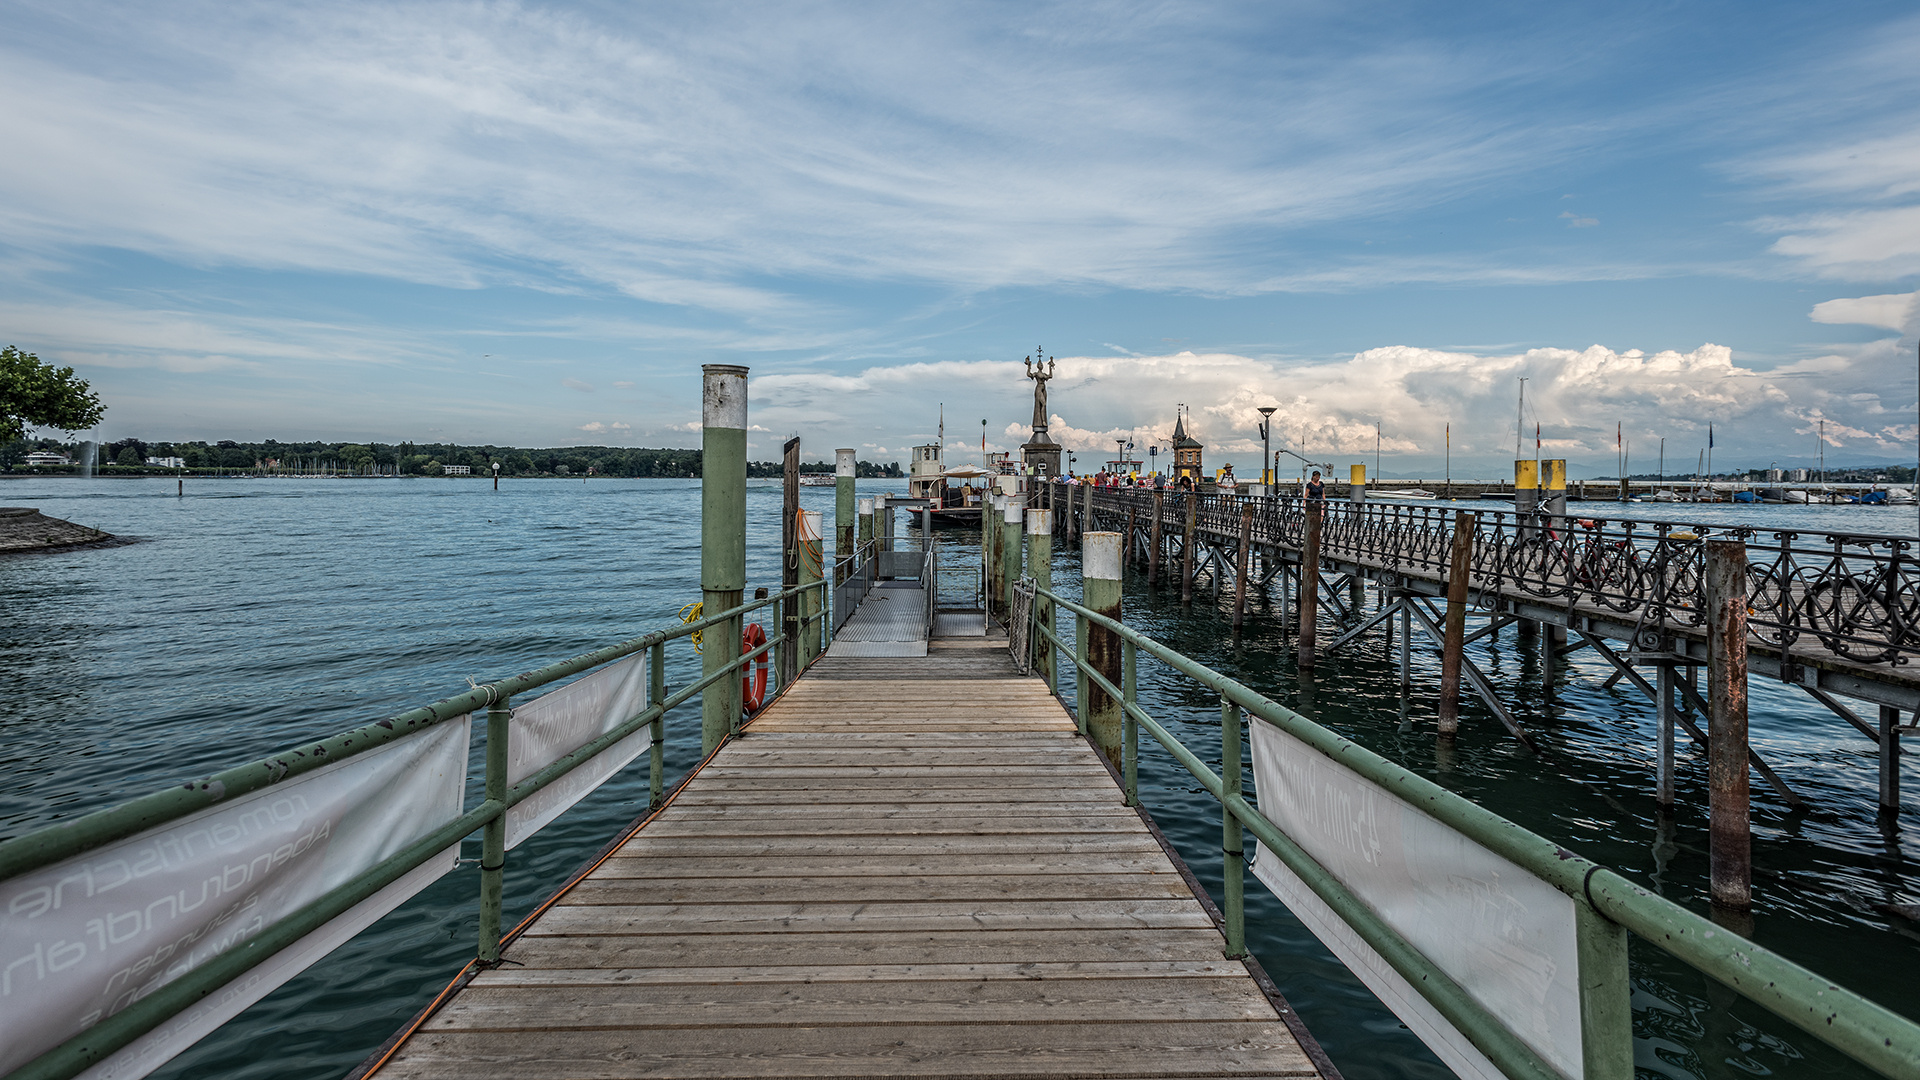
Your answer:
[1,478,1915,1080]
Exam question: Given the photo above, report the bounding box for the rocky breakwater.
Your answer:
[0,507,119,553]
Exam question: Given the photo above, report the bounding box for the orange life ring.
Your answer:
[741,623,770,713]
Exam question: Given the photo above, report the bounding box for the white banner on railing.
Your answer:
[1248,717,1581,1080]
[505,652,651,850]
[0,719,469,1080]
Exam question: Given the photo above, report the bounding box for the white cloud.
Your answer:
[0,1,1669,311]
[1809,291,1920,332]
[578,421,606,432]
[1558,210,1599,228]
[759,342,1901,473]
[561,377,594,392]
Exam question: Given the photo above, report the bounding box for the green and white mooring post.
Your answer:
[1000,491,1024,617]
[1083,531,1123,770]
[1027,507,1054,684]
[701,364,748,754]
[835,448,856,580]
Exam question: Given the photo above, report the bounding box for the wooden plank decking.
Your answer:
[375,637,1325,1080]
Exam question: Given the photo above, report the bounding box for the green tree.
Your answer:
[115,446,141,466]
[0,347,105,443]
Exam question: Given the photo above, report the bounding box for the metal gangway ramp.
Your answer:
[372,635,1325,1080]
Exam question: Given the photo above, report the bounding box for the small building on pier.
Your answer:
[1171,407,1204,486]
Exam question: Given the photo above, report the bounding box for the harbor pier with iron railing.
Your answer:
[6,371,1920,1080]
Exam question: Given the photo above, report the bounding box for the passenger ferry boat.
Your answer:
[906,421,985,526]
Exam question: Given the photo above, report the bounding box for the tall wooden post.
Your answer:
[1125,506,1138,568]
[797,509,822,666]
[986,493,1004,622]
[1438,510,1475,736]
[1081,482,1094,550]
[781,436,800,685]
[700,364,749,755]
[1705,538,1752,910]
[1181,495,1197,604]
[1148,490,1164,585]
[1233,504,1254,630]
[1297,502,1321,669]
[1085,532,1124,771]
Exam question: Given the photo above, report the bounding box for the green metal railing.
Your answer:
[1027,582,1920,1080]
[0,577,835,1080]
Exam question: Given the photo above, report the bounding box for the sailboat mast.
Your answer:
[1515,378,1526,462]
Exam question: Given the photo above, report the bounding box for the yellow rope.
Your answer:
[678,600,704,653]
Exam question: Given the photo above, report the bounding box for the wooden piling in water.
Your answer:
[1233,505,1254,631]
[1181,495,1197,605]
[1657,665,1676,808]
[1437,510,1474,736]
[1148,490,1164,585]
[1881,705,1903,814]
[1297,503,1321,669]
[1705,538,1752,910]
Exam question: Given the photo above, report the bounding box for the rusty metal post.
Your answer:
[1148,489,1164,585]
[1705,538,1752,910]
[1233,504,1254,631]
[1084,532,1124,771]
[1297,502,1321,669]
[1081,481,1094,550]
[1125,506,1137,568]
[1438,510,1475,736]
[1181,494,1197,604]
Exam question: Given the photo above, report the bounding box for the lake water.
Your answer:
[1,477,1914,1080]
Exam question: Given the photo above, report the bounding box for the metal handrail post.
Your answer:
[1074,613,1089,735]
[1221,695,1246,959]
[477,695,511,962]
[1122,638,1138,806]
[649,641,666,807]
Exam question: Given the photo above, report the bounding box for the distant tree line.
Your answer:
[0,435,903,478]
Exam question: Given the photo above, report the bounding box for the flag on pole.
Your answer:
[1709,424,1714,449]
[1535,422,1541,451]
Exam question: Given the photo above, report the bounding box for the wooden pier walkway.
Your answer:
[374,635,1327,1080]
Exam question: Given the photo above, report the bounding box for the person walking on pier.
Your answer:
[1306,469,1325,502]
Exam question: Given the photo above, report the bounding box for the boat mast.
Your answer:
[1515,378,1526,463]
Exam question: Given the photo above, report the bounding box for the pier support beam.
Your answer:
[1233,505,1254,631]
[1084,532,1124,772]
[1297,503,1322,669]
[857,496,874,552]
[1657,663,1676,808]
[701,364,749,755]
[1148,490,1164,585]
[834,449,856,580]
[1881,706,1902,815]
[1029,508,1054,686]
[1181,495,1197,605]
[1438,510,1475,736]
[1705,538,1752,911]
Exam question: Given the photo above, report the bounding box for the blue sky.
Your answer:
[3,1,1918,476]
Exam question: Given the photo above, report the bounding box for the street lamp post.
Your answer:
[1148,445,1158,476]
[1257,407,1277,487]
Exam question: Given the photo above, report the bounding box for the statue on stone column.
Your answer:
[1025,348,1055,436]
